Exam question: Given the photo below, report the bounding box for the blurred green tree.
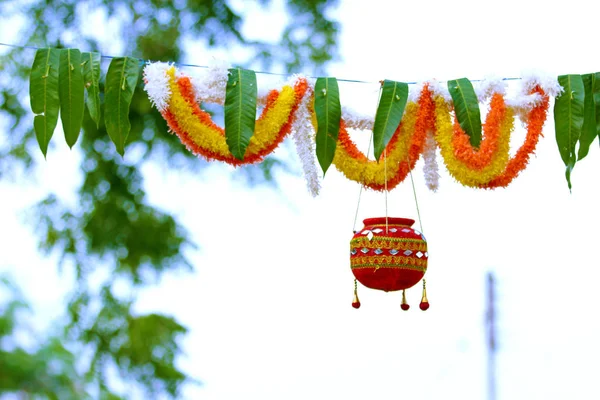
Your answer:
[0,0,339,398]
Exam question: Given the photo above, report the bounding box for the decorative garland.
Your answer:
[452,93,507,170]
[142,63,563,193]
[479,86,550,189]
[434,92,514,187]
[422,130,440,191]
[327,85,434,190]
[290,84,321,197]
[146,63,308,166]
[23,44,596,192]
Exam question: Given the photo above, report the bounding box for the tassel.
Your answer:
[400,289,410,311]
[352,279,361,309]
[419,279,430,311]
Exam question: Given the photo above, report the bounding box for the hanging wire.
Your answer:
[384,148,388,233]
[351,184,365,233]
[0,41,524,85]
[408,161,424,234]
[352,134,372,232]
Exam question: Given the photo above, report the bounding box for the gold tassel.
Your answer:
[419,279,430,311]
[352,279,361,309]
[400,289,410,311]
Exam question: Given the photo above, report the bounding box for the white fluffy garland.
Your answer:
[423,131,440,192]
[143,62,173,112]
[289,76,321,197]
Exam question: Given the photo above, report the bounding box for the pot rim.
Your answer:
[362,217,415,227]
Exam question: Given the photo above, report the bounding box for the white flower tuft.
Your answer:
[191,59,231,105]
[408,82,426,103]
[507,93,544,122]
[423,130,440,192]
[291,82,321,197]
[520,71,563,98]
[143,62,173,112]
[504,73,559,121]
[428,79,452,102]
[475,75,506,102]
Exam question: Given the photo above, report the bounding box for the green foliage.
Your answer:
[577,73,600,161]
[76,287,188,398]
[448,78,482,148]
[314,77,341,175]
[594,73,600,146]
[224,68,257,160]
[104,57,141,156]
[0,277,88,399]
[0,0,340,398]
[29,48,60,157]
[373,80,409,160]
[554,74,585,190]
[81,52,102,128]
[280,0,341,72]
[58,48,85,148]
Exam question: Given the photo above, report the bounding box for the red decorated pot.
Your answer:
[350,217,428,292]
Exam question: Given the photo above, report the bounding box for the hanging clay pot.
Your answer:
[350,217,428,292]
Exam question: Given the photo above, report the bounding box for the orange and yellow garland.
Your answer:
[144,63,551,191]
[161,67,308,166]
[331,85,435,191]
[433,93,514,187]
[479,87,549,189]
[333,86,549,190]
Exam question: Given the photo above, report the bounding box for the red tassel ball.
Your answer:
[400,303,410,311]
[352,301,361,309]
[419,301,430,311]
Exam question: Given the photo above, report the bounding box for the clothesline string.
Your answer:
[0,41,523,85]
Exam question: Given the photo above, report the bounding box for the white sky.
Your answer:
[1,0,600,399]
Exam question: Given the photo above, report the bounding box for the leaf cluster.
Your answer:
[30,49,141,157]
[554,73,600,189]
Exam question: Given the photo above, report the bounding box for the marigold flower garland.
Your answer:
[479,86,549,188]
[331,85,435,191]
[451,93,507,170]
[434,93,514,187]
[144,62,555,192]
[145,64,307,166]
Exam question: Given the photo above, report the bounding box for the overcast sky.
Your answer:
[1,1,600,399]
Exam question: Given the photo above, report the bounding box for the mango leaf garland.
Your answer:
[81,52,102,128]
[314,77,341,175]
[58,48,85,148]
[373,80,409,160]
[104,57,140,156]
[448,78,482,148]
[554,74,585,190]
[224,68,257,160]
[29,48,60,157]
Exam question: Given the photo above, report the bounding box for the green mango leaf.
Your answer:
[224,68,257,160]
[577,73,599,161]
[554,74,585,190]
[448,78,482,148]
[29,48,60,157]
[373,80,409,160]
[81,52,102,128]
[58,48,85,148]
[314,77,341,175]
[594,72,600,148]
[104,57,140,156]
